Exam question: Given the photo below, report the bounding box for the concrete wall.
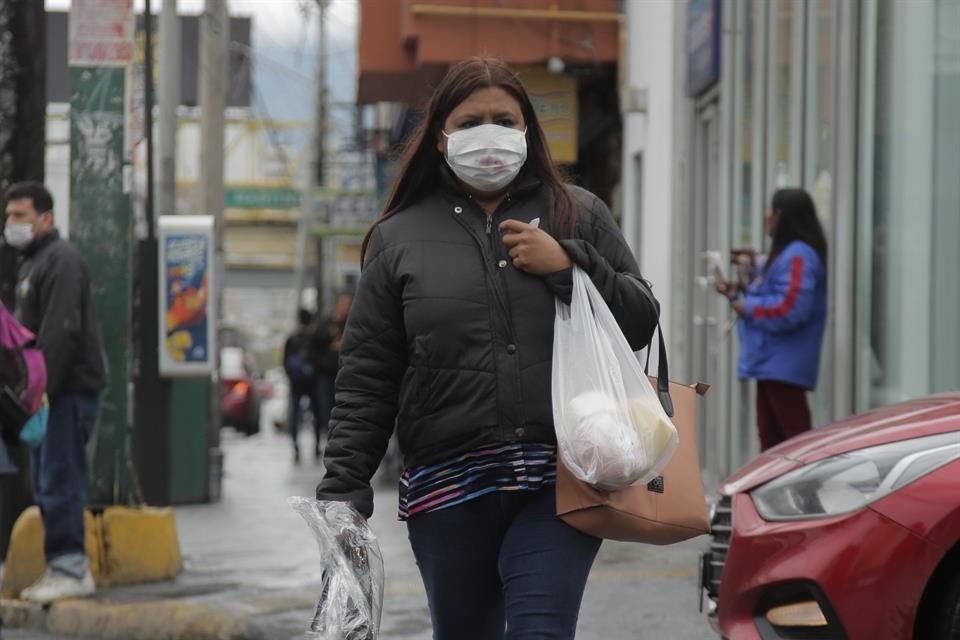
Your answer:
[621,0,679,356]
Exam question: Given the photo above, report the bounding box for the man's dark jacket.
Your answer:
[15,230,107,400]
[316,181,660,517]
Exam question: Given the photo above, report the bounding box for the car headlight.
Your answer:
[752,431,960,521]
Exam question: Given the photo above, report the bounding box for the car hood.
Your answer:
[722,392,960,495]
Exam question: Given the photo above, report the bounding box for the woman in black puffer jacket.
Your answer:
[317,57,660,640]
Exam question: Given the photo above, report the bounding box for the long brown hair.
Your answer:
[768,188,828,269]
[361,57,576,262]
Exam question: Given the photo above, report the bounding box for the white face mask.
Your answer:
[3,222,34,250]
[443,124,528,193]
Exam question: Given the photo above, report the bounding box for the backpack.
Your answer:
[285,333,315,390]
[0,302,48,448]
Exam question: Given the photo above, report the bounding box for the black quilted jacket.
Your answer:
[316,178,660,517]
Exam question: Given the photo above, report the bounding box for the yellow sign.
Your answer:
[519,67,579,164]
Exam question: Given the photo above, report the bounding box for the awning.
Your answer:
[357,0,621,106]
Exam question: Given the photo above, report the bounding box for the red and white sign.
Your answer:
[69,0,135,66]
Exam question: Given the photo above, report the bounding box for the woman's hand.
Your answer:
[714,277,737,299]
[500,219,573,275]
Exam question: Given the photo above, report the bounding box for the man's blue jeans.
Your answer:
[30,393,99,578]
[407,485,602,640]
[289,384,321,446]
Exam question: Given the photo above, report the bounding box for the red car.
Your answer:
[701,393,960,639]
[220,345,261,436]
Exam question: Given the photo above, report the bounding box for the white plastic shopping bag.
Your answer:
[552,267,679,490]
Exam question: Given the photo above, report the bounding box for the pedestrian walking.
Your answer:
[307,291,352,459]
[715,188,828,450]
[316,57,660,639]
[284,307,321,464]
[4,181,107,603]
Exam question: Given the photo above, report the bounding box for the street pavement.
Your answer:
[2,421,716,639]
[178,422,717,639]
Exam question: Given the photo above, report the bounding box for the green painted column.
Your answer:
[69,66,134,506]
[169,380,210,504]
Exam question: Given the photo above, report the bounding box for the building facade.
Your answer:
[623,0,960,482]
[356,0,623,209]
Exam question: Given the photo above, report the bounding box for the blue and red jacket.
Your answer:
[737,240,827,390]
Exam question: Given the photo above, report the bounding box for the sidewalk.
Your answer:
[1,425,424,640]
[2,423,715,639]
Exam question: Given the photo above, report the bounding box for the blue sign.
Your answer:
[687,0,722,97]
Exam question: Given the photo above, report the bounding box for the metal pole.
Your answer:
[158,0,180,216]
[199,0,228,501]
[294,0,328,311]
[199,0,227,228]
[132,0,174,506]
[144,0,155,237]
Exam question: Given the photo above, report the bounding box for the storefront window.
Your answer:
[859,0,960,408]
[736,1,756,248]
[767,0,801,190]
[729,0,761,472]
[805,0,835,229]
[805,0,836,426]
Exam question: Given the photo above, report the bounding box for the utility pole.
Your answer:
[295,0,328,311]
[69,0,136,506]
[132,0,175,506]
[0,0,46,559]
[158,0,179,217]
[199,0,228,501]
[0,0,45,308]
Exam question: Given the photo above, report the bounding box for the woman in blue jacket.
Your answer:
[716,188,828,450]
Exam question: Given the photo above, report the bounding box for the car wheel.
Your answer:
[936,574,960,638]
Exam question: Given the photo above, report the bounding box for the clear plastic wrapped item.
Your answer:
[289,497,385,640]
[552,268,679,491]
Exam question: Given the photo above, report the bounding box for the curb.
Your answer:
[1,590,317,640]
[2,506,181,599]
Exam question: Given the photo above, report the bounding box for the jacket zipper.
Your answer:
[487,197,516,328]
[454,196,525,433]
[451,201,514,339]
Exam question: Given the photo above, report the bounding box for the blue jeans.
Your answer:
[407,485,602,640]
[30,393,99,578]
[289,382,323,454]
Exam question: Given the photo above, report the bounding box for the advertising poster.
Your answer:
[516,67,578,164]
[159,216,215,376]
[69,0,135,67]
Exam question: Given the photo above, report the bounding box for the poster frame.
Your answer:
[158,215,216,377]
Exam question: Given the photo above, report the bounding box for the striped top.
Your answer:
[398,442,557,521]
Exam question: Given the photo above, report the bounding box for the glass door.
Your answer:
[690,102,728,476]
[856,0,960,410]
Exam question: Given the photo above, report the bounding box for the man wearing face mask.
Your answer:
[3,181,106,603]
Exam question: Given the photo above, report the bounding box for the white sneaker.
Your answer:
[20,570,95,603]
